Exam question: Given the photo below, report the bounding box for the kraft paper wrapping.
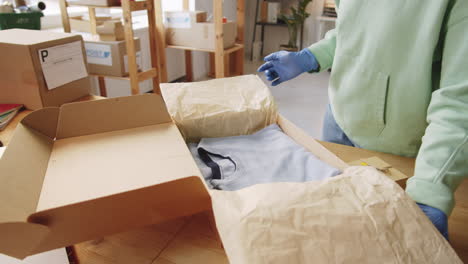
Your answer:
[160,75,277,142]
[210,167,462,264]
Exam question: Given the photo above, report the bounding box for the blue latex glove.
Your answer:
[418,203,449,240]
[257,49,319,86]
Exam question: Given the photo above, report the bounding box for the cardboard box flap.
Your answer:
[0,123,53,223]
[36,120,204,211]
[21,108,60,139]
[56,94,172,139]
[24,176,211,258]
[0,222,50,260]
[0,94,212,259]
[0,122,53,259]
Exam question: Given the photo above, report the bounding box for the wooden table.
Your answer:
[1,98,466,263]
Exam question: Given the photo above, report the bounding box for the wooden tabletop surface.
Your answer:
[1,96,466,263]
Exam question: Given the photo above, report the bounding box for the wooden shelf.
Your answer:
[90,68,158,81]
[66,3,120,8]
[255,22,287,27]
[129,0,149,11]
[167,43,244,54]
[65,0,122,8]
[60,0,165,95]
[317,15,337,22]
[159,0,244,79]
[66,0,148,11]
[224,44,244,54]
[137,68,158,81]
[90,74,130,81]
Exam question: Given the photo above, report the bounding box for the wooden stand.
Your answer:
[159,0,245,81]
[250,0,305,61]
[59,0,167,96]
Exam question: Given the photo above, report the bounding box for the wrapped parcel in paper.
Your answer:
[161,75,277,142]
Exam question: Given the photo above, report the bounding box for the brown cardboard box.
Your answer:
[67,0,120,7]
[70,16,119,33]
[164,11,207,28]
[0,29,90,110]
[96,20,124,41]
[0,94,211,259]
[70,16,99,33]
[166,21,237,50]
[84,38,141,77]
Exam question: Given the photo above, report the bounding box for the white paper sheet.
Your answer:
[84,42,112,66]
[0,249,68,264]
[38,41,88,90]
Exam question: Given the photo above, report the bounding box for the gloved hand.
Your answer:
[257,49,319,86]
[418,203,449,240]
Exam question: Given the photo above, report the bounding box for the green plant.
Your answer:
[279,0,313,49]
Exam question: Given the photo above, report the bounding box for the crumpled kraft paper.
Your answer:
[210,166,462,264]
[160,75,277,142]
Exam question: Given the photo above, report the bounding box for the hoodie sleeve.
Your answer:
[406,0,468,216]
[307,0,340,72]
[307,29,337,72]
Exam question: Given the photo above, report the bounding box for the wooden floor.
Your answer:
[74,213,228,264]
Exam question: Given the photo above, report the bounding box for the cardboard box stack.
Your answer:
[84,38,141,77]
[96,20,124,41]
[0,29,90,110]
[70,15,120,33]
[165,10,237,50]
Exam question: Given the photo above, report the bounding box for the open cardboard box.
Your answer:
[0,95,211,259]
[1,75,458,262]
[0,92,350,259]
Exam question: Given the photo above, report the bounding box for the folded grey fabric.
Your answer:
[189,124,341,191]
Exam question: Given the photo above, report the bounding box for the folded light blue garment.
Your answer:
[189,124,341,191]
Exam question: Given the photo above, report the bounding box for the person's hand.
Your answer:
[257,49,319,86]
[417,203,449,240]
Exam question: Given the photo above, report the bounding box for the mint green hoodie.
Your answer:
[308,0,468,216]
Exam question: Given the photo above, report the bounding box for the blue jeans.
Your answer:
[322,104,358,147]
